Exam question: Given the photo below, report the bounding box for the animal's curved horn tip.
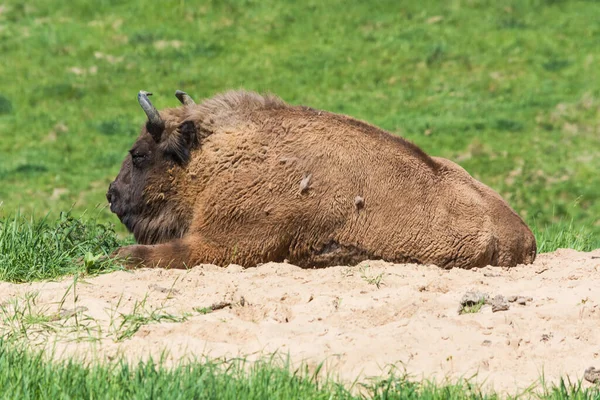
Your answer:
[175,90,187,102]
[175,89,196,105]
[138,90,153,98]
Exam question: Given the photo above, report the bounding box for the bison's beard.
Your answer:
[121,209,190,245]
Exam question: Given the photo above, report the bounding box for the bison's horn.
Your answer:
[175,90,196,105]
[138,90,164,130]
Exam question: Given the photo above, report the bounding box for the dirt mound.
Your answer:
[1,249,599,395]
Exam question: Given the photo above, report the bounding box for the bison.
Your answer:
[106,89,537,270]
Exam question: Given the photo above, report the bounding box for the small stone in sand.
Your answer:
[460,291,489,307]
[490,295,510,312]
[584,366,600,384]
[508,295,533,305]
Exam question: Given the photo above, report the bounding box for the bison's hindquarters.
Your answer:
[489,203,537,267]
[433,157,537,269]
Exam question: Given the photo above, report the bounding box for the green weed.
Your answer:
[0,279,103,344]
[459,299,486,315]
[359,265,384,289]
[108,294,190,342]
[0,211,123,282]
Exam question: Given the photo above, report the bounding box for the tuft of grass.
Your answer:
[459,299,486,315]
[108,294,190,342]
[0,292,57,343]
[0,282,103,345]
[194,307,213,315]
[0,211,124,282]
[0,281,192,345]
[532,219,599,254]
[359,265,384,289]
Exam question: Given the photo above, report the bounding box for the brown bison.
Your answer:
[107,89,537,270]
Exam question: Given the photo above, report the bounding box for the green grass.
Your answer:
[0,0,599,241]
[359,265,385,289]
[459,299,486,315]
[0,211,124,282]
[532,219,598,254]
[0,341,598,400]
[110,294,191,342]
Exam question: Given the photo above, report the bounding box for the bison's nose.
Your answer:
[106,183,115,204]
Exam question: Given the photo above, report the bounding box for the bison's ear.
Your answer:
[162,120,198,164]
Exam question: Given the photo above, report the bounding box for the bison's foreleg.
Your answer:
[112,235,224,269]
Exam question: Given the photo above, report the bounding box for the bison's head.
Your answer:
[106,90,198,244]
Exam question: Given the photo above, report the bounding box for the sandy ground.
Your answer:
[1,248,600,395]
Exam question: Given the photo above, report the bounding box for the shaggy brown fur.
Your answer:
[107,90,537,270]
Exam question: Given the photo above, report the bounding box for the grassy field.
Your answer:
[0,0,599,244]
[1,0,599,398]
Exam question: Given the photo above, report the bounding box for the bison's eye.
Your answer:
[130,150,149,167]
